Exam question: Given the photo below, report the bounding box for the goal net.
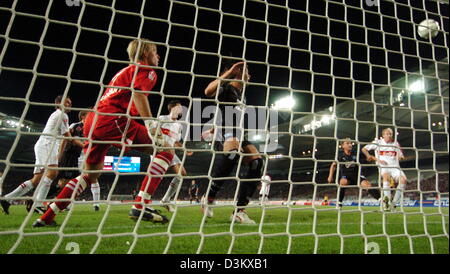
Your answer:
[0,0,448,254]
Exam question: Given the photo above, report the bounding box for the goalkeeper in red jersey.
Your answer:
[33,39,174,227]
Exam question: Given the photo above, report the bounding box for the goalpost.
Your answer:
[0,0,448,254]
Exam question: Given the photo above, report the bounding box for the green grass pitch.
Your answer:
[0,203,448,254]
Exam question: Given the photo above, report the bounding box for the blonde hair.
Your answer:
[382,127,393,135]
[127,39,156,63]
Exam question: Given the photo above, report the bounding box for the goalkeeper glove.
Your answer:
[144,119,165,147]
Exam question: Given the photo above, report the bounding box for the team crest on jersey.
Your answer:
[148,71,156,81]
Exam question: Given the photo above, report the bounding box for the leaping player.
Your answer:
[362,128,407,211]
[33,39,174,227]
[157,100,194,212]
[201,61,264,224]
[327,139,381,209]
[1,95,71,215]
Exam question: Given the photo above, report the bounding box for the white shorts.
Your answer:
[34,142,59,174]
[380,167,407,181]
[259,183,270,196]
[170,154,181,167]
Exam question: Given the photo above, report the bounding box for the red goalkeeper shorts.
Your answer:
[83,112,151,165]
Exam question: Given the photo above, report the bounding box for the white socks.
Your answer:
[5,180,34,199]
[35,176,53,207]
[392,183,406,205]
[90,182,100,203]
[161,177,181,203]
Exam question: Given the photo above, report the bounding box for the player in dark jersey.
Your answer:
[327,139,381,208]
[202,61,264,224]
[57,110,87,186]
[58,110,101,211]
[188,180,199,204]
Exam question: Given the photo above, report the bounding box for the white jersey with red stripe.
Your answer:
[156,115,183,147]
[364,138,404,168]
[36,109,70,148]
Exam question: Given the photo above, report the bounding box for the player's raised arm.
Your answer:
[204,62,245,97]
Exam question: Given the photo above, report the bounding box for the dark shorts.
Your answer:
[339,174,368,185]
[214,128,253,151]
[59,152,81,179]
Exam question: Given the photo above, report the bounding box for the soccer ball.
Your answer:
[417,19,440,39]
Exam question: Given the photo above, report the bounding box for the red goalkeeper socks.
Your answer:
[134,151,173,209]
[40,175,91,225]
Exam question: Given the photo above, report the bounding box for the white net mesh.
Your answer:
[0,0,448,254]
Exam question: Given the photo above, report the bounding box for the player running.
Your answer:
[33,39,174,227]
[327,139,381,209]
[1,95,71,215]
[201,61,264,224]
[362,128,407,211]
[157,100,194,212]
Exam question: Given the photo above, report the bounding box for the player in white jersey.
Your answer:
[259,174,272,205]
[155,100,192,212]
[362,128,407,211]
[1,95,72,215]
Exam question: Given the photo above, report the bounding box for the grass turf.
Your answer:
[0,203,448,254]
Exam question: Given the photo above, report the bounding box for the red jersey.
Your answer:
[97,63,157,116]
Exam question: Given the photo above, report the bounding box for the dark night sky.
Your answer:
[0,0,448,126]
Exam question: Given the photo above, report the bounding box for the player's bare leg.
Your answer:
[391,175,407,211]
[160,163,186,212]
[361,179,381,202]
[381,173,393,211]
